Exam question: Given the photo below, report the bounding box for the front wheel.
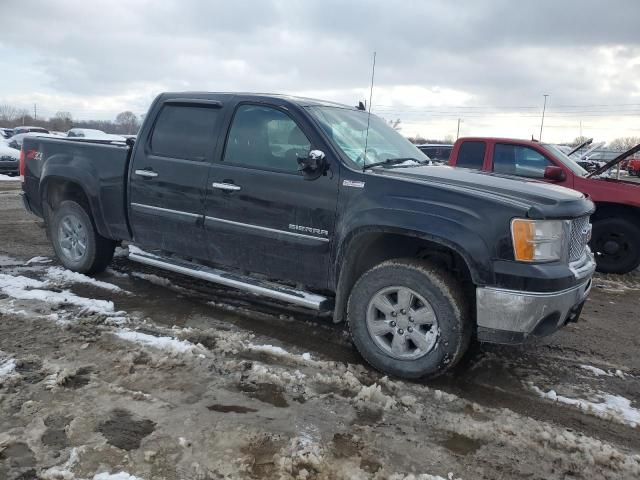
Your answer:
[347,259,471,379]
[49,200,116,274]
[591,217,640,274]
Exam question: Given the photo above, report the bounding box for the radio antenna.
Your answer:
[363,51,376,172]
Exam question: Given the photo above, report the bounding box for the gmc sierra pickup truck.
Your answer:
[448,137,640,274]
[21,92,596,379]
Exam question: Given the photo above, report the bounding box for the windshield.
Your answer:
[541,144,588,176]
[306,106,429,168]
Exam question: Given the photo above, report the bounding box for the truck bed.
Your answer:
[21,136,133,241]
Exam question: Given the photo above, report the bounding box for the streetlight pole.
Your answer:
[456,118,462,139]
[539,94,549,141]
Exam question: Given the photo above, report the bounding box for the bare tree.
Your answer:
[0,104,20,123]
[569,136,591,147]
[115,111,140,135]
[608,136,640,152]
[50,111,73,132]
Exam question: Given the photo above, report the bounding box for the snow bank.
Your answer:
[532,385,640,428]
[114,329,202,354]
[0,174,18,181]
[46,267,127,293]
[0,273,115,314]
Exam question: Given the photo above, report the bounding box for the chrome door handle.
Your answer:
[135,169,158,178]
[212,182,241,191]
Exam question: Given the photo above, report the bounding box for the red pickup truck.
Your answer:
[628,158,640,176]
[448,137,640,274]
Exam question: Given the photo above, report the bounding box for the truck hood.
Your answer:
[372,165,593,219]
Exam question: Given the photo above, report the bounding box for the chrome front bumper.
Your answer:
[476,252,595,344]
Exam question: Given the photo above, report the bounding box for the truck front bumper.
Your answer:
[476,252,595,344]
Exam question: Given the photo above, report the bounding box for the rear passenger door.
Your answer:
[203,102,338,289]
[455,141,487,170]
[128,100,222,260]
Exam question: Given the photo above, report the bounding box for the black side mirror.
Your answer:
[298,149,327,180]
[544,165,566,182]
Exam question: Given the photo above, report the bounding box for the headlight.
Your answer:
[511,219,566,262]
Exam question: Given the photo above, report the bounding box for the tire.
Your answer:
[347,259,472,379]
[49,200,116,274]
[591,217,640,274]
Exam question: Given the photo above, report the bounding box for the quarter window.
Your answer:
[456,141,486,169]
[150,105,219,161]
[493,144,552,178]
[224,105,311,172]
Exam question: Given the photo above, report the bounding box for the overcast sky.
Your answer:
[1,0,639,142]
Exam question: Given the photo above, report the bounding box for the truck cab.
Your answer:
[449,137,640,274]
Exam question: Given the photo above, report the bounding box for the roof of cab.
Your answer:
[158,91,357,110]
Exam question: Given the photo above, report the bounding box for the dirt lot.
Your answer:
[1,179,639,480]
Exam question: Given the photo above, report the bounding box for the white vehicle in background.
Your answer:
[0,137,20,175]
[67,128,126,141]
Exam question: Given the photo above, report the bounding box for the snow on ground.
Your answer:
[46,266,128,293]
[531,384,640,428]
[0,352,16,382]
[0,174,19,181]
[92,472,143,480]
[581,365,613,377]
[0,273,115,314]
[113,329,204,355]
[25,256,52,265]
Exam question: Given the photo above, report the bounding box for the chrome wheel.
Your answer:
[58,214,88,261]
[366,286,439,360]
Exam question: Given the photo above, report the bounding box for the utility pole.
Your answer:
[34,104,37,121]
[456,118,462,139]
[579,120,582,139]
[539,94,549,141]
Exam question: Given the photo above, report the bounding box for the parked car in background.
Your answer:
[0,128,14,139]
[626,158,640,176]
[11,126,49,136]
[67,128,126,141]
[448,137,640,274]
[7,132,57,150]
[20,92,596,379]
[416,144,453,163]
[0,137,19,175]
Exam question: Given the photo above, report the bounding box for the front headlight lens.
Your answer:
[511,219,566,262]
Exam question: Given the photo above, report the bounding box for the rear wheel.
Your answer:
[49,200,116,274]
[591,217,640,274]
[347,259,471,379]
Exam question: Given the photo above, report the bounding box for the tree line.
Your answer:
[0,104,142,135]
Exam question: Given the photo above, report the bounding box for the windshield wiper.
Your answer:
[362,157,427,170]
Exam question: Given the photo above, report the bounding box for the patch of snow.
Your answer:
[25,256,52,265]
[92,472,143,480]
[0,354,17,381]
[0,273,115,314]
[114,329,202,355]
[580,365,612,377]
[113,246,129,258]
[354,383,397,410]
[0,174,19,181]
[302,352,312,361]
[46,267,128,293]
[532,385,640,428]
[248,343,289,356]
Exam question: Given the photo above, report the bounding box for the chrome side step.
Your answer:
[127,247,332,311]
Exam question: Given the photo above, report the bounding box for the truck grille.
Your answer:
[569,216,591,261]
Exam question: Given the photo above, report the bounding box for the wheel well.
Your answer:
[42,178,91,222]
[592,202,640,224]
[333,232,475,323]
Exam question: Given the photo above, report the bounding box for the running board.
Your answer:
[127,247,332,311]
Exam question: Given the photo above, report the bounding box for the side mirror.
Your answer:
[544,165,566,182]
[297,149,327,180]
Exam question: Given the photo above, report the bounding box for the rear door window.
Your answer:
[493,144,552,178]
[150,105,220,161]
[456,141,486,169]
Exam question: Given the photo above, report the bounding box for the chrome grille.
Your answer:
[569,216,591,261]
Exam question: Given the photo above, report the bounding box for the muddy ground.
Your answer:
[0,180,639,480]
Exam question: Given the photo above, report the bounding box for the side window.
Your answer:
[150,105,219,161]
[493,144,552,178]
[456,141,486,169]
[224,105,311,172]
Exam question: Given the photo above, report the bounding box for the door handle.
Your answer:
[212,182,241,192]
[135,169,159,178]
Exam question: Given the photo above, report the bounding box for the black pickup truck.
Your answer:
[20,92,596,379]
